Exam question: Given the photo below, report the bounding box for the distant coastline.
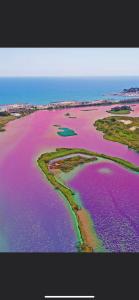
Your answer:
[1,97,139,134]
[0,77,139,105]
[108,87,139,98]
[1,97,139,112]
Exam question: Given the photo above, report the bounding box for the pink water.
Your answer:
[0,104,139,251]
[68,161,139,252]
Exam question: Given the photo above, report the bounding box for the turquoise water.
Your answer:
[0,76,139,105]
[57,127,77,136]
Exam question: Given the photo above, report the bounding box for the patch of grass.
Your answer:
[0,115,16,132]
[37,147,139,253]
[108,109,131,114]
[49,155,96,173]
[95,116,139,152]
[38,147,139,173]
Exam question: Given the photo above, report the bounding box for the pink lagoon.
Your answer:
[0,104,139,252]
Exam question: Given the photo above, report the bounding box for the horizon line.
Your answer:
[0,75,139,78]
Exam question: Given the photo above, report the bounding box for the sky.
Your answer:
[0,48,139,77]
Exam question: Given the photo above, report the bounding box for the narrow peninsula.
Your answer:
[37,147,139,253]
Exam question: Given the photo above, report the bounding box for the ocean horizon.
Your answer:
[0,76,139,105]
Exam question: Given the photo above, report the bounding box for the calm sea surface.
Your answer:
[0,76,139,105]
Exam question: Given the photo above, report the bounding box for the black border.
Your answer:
[0,2,139,47]
[0,253,138,300]
[0,4,139,300]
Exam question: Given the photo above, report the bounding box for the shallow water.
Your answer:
[67,160,139,252]
[0,104,139,251]
[0,112,77,252]
[57,127,77,136]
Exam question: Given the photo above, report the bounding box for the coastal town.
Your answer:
[0,97,139,132]
[1,94,139,116]
[0,103,37,117]
[112,87,139,97]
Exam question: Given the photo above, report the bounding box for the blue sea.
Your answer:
[0,76,139,105]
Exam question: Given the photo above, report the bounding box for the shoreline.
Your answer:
[1,97,139,112]
[0,115,16,132]
[1,98,138,134]
[37,148,139,253]
[0,109,36,132]
[95,116,139,152]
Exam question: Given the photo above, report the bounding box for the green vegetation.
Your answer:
[107,105,132,115]
[95,116,139,152]
[38,148,104,252]
[38,156,78,208]
[108,109,131,114]
[38,147,139,173]
[0,111,10,117]
[49,155,97,173]
[0,108,37,132]
[57,127,77,137]
[38,147,139,252]
[0,115,16,132]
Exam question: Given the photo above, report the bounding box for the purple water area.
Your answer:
[68,161,139,252]
[0,105,139,252]
[0,111,77,252]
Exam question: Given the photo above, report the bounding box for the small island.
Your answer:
[57,127,77,137]
[38,147,139,253]
[64,112,76,118]
[53,124,61,127]
[64,112,70,117]
[95,116,139,151]
[107,105,132,115]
